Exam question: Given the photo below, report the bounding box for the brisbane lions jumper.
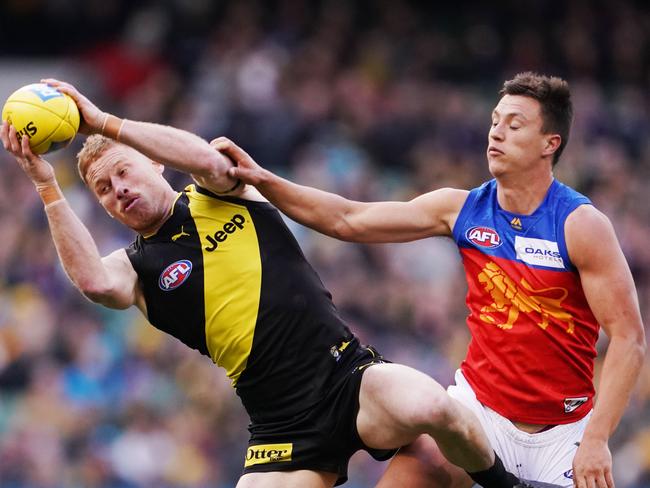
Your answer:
[125,185,356,423]
[452,179,599,424]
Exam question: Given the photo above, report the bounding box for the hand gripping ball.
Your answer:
[2,83,80,154]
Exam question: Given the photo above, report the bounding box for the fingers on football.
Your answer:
[8,125,21,153]
[40,78,81,102]
[40,78,69,90]
[21,133,36,160]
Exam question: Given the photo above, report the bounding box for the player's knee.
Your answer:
[406,390,457,433]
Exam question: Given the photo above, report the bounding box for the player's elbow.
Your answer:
[628,320,647,353]
[78,281,117,305]
[616,325,647,363]
[634,329,647,356]
[80,287,109,304]
[82,290,132,310]
[329,204,369,242]
[629,338,646,375]
[331,216,363,242]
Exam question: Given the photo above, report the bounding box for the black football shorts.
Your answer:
[242,344,397,485]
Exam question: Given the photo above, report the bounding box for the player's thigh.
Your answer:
[236,470,338,488]
[376,435,473,488]
[357,362,452,448]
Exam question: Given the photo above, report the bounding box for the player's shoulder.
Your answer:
[565,204,617,265]
[566,203,611,231]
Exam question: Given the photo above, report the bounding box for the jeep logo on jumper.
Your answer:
[158,259,192,291]
[205,214,246,252]
[244,443,293,467]
[466,226,502,249]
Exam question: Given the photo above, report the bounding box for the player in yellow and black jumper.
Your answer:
[1,78,533,488]
[127,184,393,481]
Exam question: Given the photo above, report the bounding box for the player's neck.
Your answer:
[496,172,554,215]
[137,189,179,238]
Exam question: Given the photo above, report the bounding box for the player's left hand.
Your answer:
[210,136,269,186]
[1,120,56,187]
[572,437,614,488]
[40,78,106,135]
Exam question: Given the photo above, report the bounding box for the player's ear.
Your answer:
[151,160,165,174]
[543,134,561,157]
[101,203,115,219]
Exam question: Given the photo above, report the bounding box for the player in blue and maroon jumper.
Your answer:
[217,72,646,488]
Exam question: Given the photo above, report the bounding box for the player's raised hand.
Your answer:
[572,437,614,488]
[41,78,106,135]
[1,120,56,186]
[210,137,269,186]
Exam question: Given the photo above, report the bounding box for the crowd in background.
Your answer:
[1,1,649,486]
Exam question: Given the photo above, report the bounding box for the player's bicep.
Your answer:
[343,188,468,243]
[566,206,642,339]
[97,249,142,311]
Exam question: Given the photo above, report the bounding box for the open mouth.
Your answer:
[124,196,140,212]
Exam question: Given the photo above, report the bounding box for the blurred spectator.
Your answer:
[1,0,649,486]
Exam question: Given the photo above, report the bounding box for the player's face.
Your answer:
[86,145,172,234]
[487,95,552,178]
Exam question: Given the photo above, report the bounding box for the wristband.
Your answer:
[101,114,125,141]
[44,199,67,210]
[37,185,64,206]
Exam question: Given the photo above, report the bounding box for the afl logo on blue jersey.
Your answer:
[466,226,502,249]
[159,259,192,291]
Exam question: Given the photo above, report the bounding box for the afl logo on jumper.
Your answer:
[466,226,502,249]
[159,259,192,291]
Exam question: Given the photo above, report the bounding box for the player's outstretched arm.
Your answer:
[213,137,469,242]
[566,205,646,488]
[1,121,140,311]
[41,78,239,195]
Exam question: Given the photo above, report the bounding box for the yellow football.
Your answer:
[2,83,80,154]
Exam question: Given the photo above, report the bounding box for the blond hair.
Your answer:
[76,135,118,185]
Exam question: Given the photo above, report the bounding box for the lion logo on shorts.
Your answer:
[478,261,575,334]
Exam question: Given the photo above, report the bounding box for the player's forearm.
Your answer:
[258,170,359,239]
[43,193,113,297]
[583,333,646,441]
[103,117,235,188]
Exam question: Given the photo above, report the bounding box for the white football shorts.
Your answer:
[447,369,591,487]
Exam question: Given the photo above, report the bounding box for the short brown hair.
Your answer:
[76,135,118,185]
[500,72,573,166]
